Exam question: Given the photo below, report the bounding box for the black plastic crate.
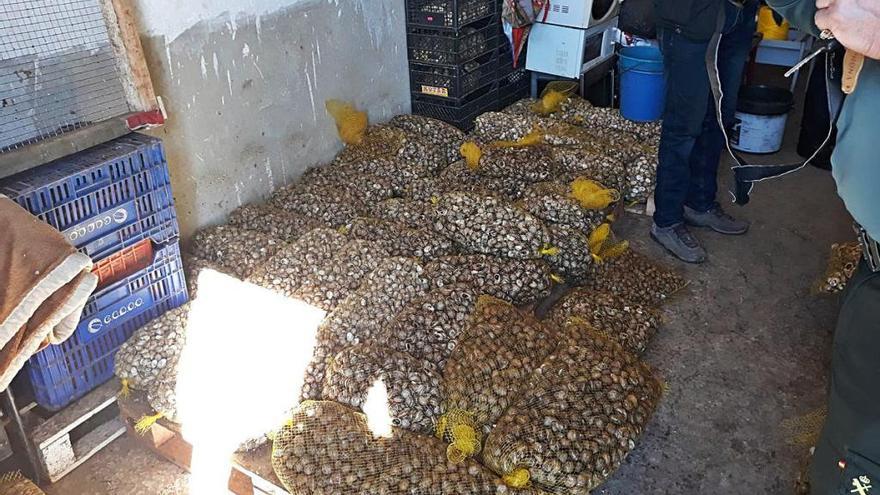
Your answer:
[412,82,499,131]
[407,20,499,66]
[406,0,496,29]
[410,50,498,100]
[497,68,531,109]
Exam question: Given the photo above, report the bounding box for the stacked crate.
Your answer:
[407,0,500,130]
[0,134,187,410]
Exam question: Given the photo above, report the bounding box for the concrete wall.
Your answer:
[132,0,410,237]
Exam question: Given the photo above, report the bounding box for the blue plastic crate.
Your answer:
[26,241,188,411]
[0,133,178,262]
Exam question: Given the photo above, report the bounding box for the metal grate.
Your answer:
[0,0,132,152]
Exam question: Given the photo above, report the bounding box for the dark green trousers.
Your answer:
[811,260,880,495]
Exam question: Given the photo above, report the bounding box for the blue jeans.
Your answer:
[653,2,757,228]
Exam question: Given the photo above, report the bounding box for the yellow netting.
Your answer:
[570,178,621,210]
[548,288,662,355]
[0,472,45,495]
[588,223,629,263]
[531,81,577,115]
[271,401,541,494]
[460,141,483,170]
[325,99,368,145]
[491,129,545,148]
[585,248,689,307]
[782,406,827,447]
[435,409,482,463]
[134,412,164,435]
[482,332,663,494]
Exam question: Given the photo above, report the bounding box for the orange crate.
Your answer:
[92,239,154,290]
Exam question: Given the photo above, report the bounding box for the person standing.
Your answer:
[651,0,757,263]
[763,0,880,493]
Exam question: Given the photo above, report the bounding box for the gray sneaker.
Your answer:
[650,223,707,264]
[684,205,749,235]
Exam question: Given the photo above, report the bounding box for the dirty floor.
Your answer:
[45,129,852,495]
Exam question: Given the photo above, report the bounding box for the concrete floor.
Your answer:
[44,116,854,495]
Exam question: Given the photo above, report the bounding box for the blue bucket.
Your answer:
[618,46,666,122]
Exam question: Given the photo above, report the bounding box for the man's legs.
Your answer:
[810,261,880,494]
[653,28,711,229]
[683,2,755,233]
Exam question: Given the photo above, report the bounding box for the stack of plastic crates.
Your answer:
[0,133,187,411]
[406,0,500,130]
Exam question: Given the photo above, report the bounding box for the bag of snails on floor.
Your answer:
[322,344,442,434]
[292,239,391,311]
[115,303,190,396]
[269,181,365,227]
[546,288,662,355]
[439,296,559,462]
[814,241,862,294]
[227,203,325,242]
[518,179,618,233]
[272,400,543,495]
[246,227,349,299]
[190,225,286,280]
[380,283,481,370]
[334,124,447,174]
[346,216,458,260]
[438,160,533,201]
[300,257,431,401]
[423,255,552,306]
[482,321,664,495]
[584,240,688,308]
[459,137,558,184]
[431,192,553,260]
[296,163,397,205]
[389,114,466,166]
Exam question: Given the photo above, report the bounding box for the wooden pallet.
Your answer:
[28,381,126,482]
[117,390,289,495]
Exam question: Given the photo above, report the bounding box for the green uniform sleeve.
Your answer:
[765,0,819,36]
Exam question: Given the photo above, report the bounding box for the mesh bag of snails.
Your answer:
[369,198,435,230]
[389,113,466,166]
[333,156,434,195]
[115,303,189,396]
[380,283,482,370]
[292,239,391,311]
[438,296,560,462]
[271,400,542,495]
[269,181,365,227]
[295,163,397,206]
[227,203,325,242]
[438,160,533,202]
[133,362,181,434]
[585,245,689,308]
[544,224,595,286]
[546,288,662,356]
[190,225,285,280]
[346,216,458,260]
[518,179,618,233]
[334,124,446,174]
[548,148,628,197]
[814,241,862,294]
[481,321,664,494]
[423,255,552,306]
[247,227,348,299]
[322,344,443,434]
[459,138,558,184]
[431,192,553,260]
[300,257,431,401]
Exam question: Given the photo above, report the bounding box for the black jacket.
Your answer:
[654,0,725,40]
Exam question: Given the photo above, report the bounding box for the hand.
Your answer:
[815,0,880,59]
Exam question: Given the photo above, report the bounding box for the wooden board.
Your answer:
[118,391,289,495]
[28,381,127,482]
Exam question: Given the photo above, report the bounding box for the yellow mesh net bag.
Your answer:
[438,297,560,462]
[482,324,664,494]
[587,223,630,264]
[584,247,688,307]
[271,401,542,494]
[531,81,578,115]
[322,344,443,434]
[326,99,368,145]
[0,472,45,495]
[570,178,621,210]
[546,288,663,355]
[814,241,862,294]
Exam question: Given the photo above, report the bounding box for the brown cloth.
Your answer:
[0,195,97,391]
